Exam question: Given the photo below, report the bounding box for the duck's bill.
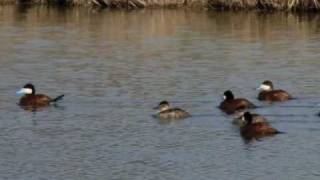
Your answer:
[153,106,159,110]
[256,85,262,90]
[16,88,32,95]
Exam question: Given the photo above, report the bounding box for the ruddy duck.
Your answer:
[17,83,64,108]
[257,80,292,102]
[240,112,280,139]
[219,90,256,114]
[233,111,268,127]
[153,101,190,120]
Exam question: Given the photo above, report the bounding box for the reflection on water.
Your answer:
[1,6,320,41]
[0,6,320,179]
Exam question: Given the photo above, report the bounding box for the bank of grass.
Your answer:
[0,0,320,10]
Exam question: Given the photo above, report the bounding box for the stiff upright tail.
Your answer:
[51,95,65,103]
[250,102,258,109]
[276,131,286,134]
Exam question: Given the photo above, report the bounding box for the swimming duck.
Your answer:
[153,101,190,120]
[257,80,292,102]
[17,83,64,108]
[233,111,268,127]
[219,90,256,114]
[240,112,280,139]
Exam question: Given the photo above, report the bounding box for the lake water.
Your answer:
[0,6,320,179]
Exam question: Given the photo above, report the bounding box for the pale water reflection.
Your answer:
[0,6,320,179]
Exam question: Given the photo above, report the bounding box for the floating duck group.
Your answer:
[16,80,294,140]
[154,80,293,140]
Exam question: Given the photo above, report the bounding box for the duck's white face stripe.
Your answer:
[223,95,226,100]
[16,88,33,95]
[158,105,170,112]
[257,84,271,91]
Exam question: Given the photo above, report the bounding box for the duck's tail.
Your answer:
[276,130,285,134]
[51,95,65,103]
[250,102,258,109]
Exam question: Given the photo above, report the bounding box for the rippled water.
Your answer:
[1,6,320,179]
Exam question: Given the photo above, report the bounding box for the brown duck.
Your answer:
[153,101,190,120]
[17,83,64,108]
[240,112,281,139]
[257,80,292,102]
[219,90,256,115]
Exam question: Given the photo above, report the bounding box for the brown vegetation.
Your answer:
[0,0,320,10]
[208,0,320,10]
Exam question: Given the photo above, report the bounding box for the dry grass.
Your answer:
[91,0,207,8]
[208,0,320,10]
[0,0,320,10]
[0,0,90,5]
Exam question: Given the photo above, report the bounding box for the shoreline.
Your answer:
[0,0,320,11]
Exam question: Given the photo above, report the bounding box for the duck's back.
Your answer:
[251,114,268,124]
[234,114,268,126]
[158,108,190,119]
[19,94,52,107]
[219,99,255,114]
[240,123,278,138]
[258,90,292,101]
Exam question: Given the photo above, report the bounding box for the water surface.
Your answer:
[0,6,320,179]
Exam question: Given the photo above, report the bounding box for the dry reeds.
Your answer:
[91,0,207,8]
[0,0,206,7]
[208,0,320,10]
[0,0,320,10]
[0,0,90,6]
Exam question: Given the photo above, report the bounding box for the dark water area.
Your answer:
[1,6,320,179]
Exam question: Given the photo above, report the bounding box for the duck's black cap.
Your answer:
[224,90,234,100]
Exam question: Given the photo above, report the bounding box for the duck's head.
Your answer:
[242,112,253,125]
[257,80,273,91]
[223,90,234,100]
[17,83,35,95]
[153,101,170,112]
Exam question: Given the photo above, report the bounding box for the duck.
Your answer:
[233,111,268,127]
[257,80,292,102]
[240,112,281,139]
[153,101,190,120]
[219,90,256,114]
[16,83,64,108]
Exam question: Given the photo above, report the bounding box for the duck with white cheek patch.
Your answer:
[153,101,190,120]
[240,112,282,140]
[233,111,268,127]
[17,83,64,108]
[257,80,293,102]
[219,90,256,115]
